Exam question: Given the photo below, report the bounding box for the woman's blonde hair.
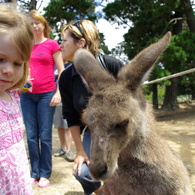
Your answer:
[28,9,51,38]
[0,4,34,89]
[62,20,100,56]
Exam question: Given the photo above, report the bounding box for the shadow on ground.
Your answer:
[64,192,84,195]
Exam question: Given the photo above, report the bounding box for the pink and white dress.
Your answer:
[0,90,33,195]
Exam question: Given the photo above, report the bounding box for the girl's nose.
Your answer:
[1,63,14,75]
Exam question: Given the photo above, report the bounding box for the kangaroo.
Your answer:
[73,32,194,195]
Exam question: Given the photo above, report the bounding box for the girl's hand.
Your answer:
[72,151,90,176]
[50,91,61,106]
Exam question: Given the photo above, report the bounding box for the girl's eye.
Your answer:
[14,62,23,66]
[0,58,5,63]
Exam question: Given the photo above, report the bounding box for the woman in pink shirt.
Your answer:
[20,10,64,188]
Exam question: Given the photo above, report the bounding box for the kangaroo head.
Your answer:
[74,32,171,181]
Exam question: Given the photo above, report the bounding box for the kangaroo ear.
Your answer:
[73,49,115,92]
[118,31,171,91]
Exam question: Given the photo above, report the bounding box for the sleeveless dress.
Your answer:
[0,90,33,195]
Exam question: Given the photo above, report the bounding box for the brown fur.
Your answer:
[73,32,194,195]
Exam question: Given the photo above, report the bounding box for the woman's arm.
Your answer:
[70,126,90,176]
[54,50,64,80]
[59,68,89,175]
[50,50,64,106]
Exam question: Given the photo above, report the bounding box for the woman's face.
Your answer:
[28,17,45,37]
[60,29,81,61]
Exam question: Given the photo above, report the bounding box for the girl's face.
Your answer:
[28,17,45,37]
[0,34,24,92]
[60,29,81,61]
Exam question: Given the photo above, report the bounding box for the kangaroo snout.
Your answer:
[90,161,108,181]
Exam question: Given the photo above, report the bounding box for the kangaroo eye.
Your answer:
[108,120,129,137]
[115,120,129,129]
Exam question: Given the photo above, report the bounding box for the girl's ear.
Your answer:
[78,38,86,48]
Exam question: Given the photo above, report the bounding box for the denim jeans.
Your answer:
[20,91,55,179]
[74,129,101,195]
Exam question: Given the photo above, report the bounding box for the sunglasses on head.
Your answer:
[73,20,84,38]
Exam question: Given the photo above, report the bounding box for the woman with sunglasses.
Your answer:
[59,20,123,195]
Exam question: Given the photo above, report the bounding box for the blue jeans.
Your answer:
[74,129,101,195]
[20,91,55,179]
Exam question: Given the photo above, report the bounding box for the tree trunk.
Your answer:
[190,83,195,100]
[152,83,158,110]
[162,11,183,110]
[162,78,180,110]
[29,0,37,10]
[181,0,195,100]
[182,0,195,32]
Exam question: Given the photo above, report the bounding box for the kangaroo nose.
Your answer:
[90,162,107,180]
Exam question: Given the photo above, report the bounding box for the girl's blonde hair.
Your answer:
[0,4,34,89]
[28,9,51,38]
[62,20,100,56]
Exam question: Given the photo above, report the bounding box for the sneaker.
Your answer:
[53,148,66,157]
[65,151,75,162]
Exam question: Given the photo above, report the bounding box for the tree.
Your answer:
[103,0,195,110]
[182,0,195,32]
[43,0,96,40]
[15,0,46,12]
[43,0,110,52]
[44,0,96,23]
[181,0,195,99]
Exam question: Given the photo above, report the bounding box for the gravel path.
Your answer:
[25,129,86,195]
[24,107,195,195]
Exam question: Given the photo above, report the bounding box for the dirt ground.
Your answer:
[30,104,195,195]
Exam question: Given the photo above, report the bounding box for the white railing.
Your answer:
[143,68,195,85]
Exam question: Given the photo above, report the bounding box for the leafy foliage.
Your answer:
[43,0,109,51]
[44,0,97,25]
[43,0,97,40]
[103,0,195,108]
[13,0,195,105]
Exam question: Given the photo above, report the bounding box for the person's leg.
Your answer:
[64,127,72,152]
[53,128,67,157]
[37,91,55,179]
[64,124,75,162]
[53,104,74,160]
[55,105,69,150]
[74,129,101,195]
[58,128,66,149]
[53,105,67,156]
[20,93,40,179]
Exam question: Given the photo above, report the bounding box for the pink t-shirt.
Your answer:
[28,38,60,93]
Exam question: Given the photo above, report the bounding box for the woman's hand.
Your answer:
[50,91,61,106]
[73,150,90,176]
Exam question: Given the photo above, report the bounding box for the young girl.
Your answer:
[0,5,34,195]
